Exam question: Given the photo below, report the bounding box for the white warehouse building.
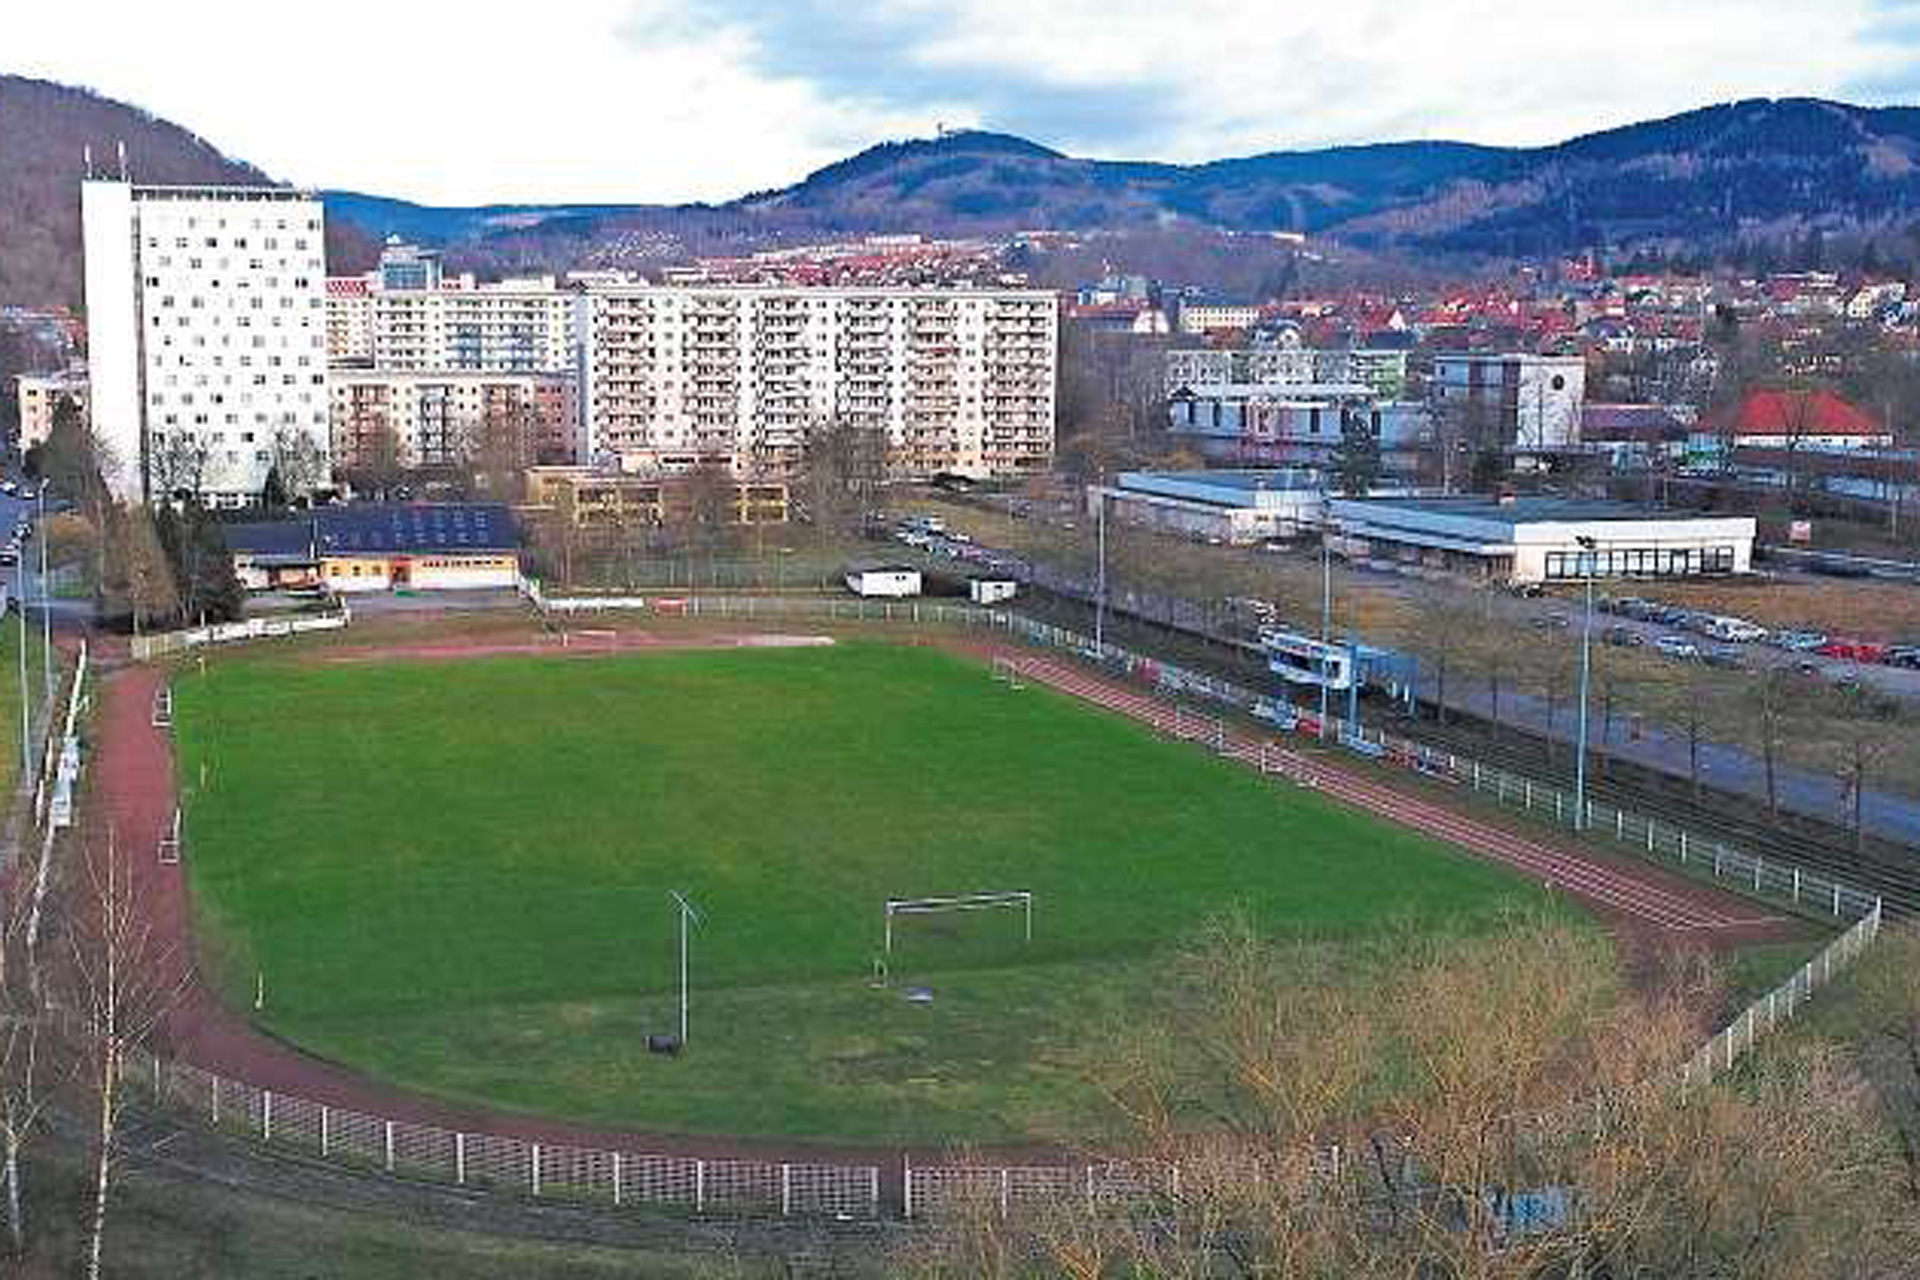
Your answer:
[1090,470,1327,544]
[82,180,331,504]
[1328,497,1756,585]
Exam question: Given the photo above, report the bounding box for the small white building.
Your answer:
[969,578,1018,604]
[845,565,923,598]
[1430,353,1587,451]
[1090,470,1327,545]
[1328,496,1755,585]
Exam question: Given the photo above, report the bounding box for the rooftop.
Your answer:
[223,504,521,558]
[1120,469,1321,494]
[1338,496,1736,524]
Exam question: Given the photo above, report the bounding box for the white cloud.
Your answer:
[5,0,1918,204]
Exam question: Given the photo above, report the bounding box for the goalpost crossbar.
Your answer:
[884,891,1032,954]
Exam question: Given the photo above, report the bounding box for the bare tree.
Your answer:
[60,828,187,1280]
[147,432,210,505]
[269,429,330,499]
[0,836,58,1256]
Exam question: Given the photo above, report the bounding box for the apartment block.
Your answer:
[325,241,579,375]
[82,180,331,503]
[328,369,579,472]
[582,284,1056,479]
[14,367,89,451]
[1430,352,1588,450]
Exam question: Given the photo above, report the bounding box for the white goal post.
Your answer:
[884,892,1032,955]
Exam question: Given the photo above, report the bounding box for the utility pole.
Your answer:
[1573,535,1597,830]
[667,891,703,1045]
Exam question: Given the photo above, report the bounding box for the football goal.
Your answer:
[990,657,1025,689]
[884,892,1032,956]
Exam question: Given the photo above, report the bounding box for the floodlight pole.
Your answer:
[1094,487,1107,653]
[1318,532,1332,739]
[669,891,702,1044]
[14,559,27,779]
[1573,536,1597,831]
[38,490,51,705]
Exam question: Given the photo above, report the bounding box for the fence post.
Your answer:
[384,1120,395,1173]
[531,1143,542,1197]
[696,1159,707,1213]
[903,1156,913,1219]
[1754,855,1763,892]
[1648,819,1656,854]
[262,1091,273,1143]
[211,1077,219,1125]
[781,1163,793,1216]
[320,1105,330,1157]
[1833,883,1841,917]
[456,1132,466,1185]
[612,1152,622,1207]
[869,1166,880,1218]
[1793,867,1802,903]
[1000,1168,1011,1217]
[1680,830,1688,862]
[1525,779,1532,810]
[1616,809,1624,840]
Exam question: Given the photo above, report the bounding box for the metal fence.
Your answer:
[1681,900,1884,1087]
[117,1043,882,1218]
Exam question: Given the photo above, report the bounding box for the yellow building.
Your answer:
[525,467,789,529]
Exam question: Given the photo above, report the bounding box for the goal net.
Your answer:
[883,892,1032,964]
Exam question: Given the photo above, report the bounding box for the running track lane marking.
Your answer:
[1016,658,1779,933]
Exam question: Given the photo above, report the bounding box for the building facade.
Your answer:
[1168,383,1433,476]
[82,180,331,503]
[14,368,89,451]
[1328,497,1754,584]
[1430,353,1587,451]
[581,284,1056,479]
[1090,470,1326,544]
[1166,344,1409,397]
[524,466,790,528]
[328,369,580,472]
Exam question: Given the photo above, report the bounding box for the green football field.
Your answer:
[174,641,1562,1143]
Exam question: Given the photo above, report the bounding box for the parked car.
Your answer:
[1530,614,1570,630]
[1700,615,1768,643]
[1655,635,1700,659]
[1817,638,1889,664]
[1885,646,1920,670]
[1702,647,1745,670]
[1601,626,1645,647]
[1772,630,1828,651]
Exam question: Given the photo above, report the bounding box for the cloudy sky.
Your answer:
[9,0,1920,205]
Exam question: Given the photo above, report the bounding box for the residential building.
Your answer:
[82,179,332,503]
[328,369,579,472]
[1695,388,1893,456]
[1089,470,1326,544]
[1168,382,1432,476]
[1176,301,1261,335]
[1166,343,1409,397]
[581,284,1056,479]
[524,466,789,527]
[14,367,89,450]
[1328,496,1754,584]
[1430,353,1587,451]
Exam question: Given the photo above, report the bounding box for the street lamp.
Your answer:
[1572,535,1598,830]
[1318,528,1332,738]
[1094,485,1108,653]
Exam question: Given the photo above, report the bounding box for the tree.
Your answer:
[147,432,210,505]
[270,428,330,501]
[801,417,887,547]
[0,828,58,1257]
[59,828,187,1280]
[99,505,179,633]
[902,916,1920,1279]
[258,464,290,513]
[1332,408,1383,497]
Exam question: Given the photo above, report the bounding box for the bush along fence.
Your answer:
[114,1041,883,1219]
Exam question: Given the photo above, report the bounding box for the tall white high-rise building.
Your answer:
[82,180,331,504]
[581,284,1056,478]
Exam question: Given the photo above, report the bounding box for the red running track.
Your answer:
[1012,655,1782,936]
